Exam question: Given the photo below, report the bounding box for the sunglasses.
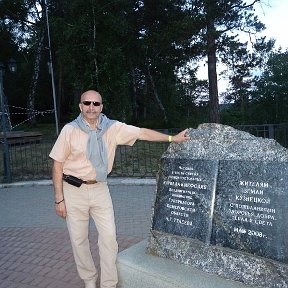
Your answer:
[81,101,102,106]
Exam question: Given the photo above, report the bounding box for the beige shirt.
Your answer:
[49,121,140,180]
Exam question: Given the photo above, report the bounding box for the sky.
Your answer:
[196,0,288,97]
[255,0,288,49]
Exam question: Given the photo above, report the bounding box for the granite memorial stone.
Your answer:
[147,123,288,288]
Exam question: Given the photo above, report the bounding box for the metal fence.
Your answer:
[234,123,288,147]
[1,124,288,183]
[0,138,169,183]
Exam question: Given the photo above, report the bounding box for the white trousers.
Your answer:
[63,181,118,288]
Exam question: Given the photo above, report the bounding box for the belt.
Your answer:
[83,179,98,184]
[63,174,97,186]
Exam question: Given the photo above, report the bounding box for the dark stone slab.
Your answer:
[147,123,288,288]
[212,160,288,264]
[152,158,218,243]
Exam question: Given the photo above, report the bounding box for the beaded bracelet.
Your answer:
[55,198,64,205]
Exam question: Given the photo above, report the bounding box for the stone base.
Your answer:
[147,231,288,288]
[117,240,250,288]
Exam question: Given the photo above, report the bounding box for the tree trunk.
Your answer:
[0,90,12,131]
[92,4,99,90]
[147,65,168,124]
[27,31,44,125]
[57,63,63,123]
[206,2,220,123]
[131,67,139,123]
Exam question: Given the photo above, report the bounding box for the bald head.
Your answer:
[80,90,102,104]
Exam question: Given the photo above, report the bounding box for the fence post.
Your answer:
[268,124,274,139]
[0,65,12,183]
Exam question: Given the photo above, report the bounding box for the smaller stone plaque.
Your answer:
[212,160,288,264]
[152,158,218,243]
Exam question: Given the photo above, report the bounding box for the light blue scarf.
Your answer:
[69,113,116,181]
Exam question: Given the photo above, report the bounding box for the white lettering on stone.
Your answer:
[235,195,270,204]
[165,217,193,226]
[178,166,194,171]
[171,194,194,200]
[169,175,201,181]
[169,188,196,195]
[233,227,267,238]
[254,219,273,226]
[229,203,276,214]
[166,204,196,212]
[243,188,264,195]
[229,209,276,224]
[168,198,195,206]
[171,210,189,217]
[239,180,269,188]
[233,215,253,223]
[164,180,207,190]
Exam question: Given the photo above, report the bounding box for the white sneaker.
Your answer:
[84,280,96,288]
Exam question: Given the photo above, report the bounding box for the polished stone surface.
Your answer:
[212,160,288,264]
[152,158,218,243]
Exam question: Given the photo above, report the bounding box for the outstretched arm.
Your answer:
[139,128,190,143]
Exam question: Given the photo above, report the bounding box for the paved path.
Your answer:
[0,178,156,288]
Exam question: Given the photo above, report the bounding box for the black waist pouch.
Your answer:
[63,174,83,187]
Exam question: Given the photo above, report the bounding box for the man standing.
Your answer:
[49,90,189,288]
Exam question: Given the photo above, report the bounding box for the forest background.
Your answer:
[1,0,288,134]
